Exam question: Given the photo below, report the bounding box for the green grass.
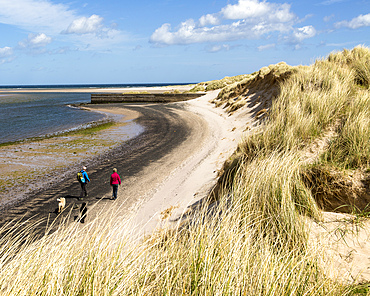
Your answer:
[0,120,122,197]
[1,46,370,295]
[321,89,370,169]
[188,74,251,93]
[0,193,349,295]
[68,121,116,135]
[0,120,117,147]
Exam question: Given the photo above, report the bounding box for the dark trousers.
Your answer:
[112,184,119,199]
[80,182,87,198]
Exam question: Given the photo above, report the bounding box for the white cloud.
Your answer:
[258,43,276,51]
[30,33,52,47]
[0,46,14,64]
[319,0,346,5]
[221,0,294,23]
[335,13,370,29]
[18,33,52,48]
[150,0,297,46]
[323,14,334,22]
[0,46,13,57]
[199,14,220,27]
[63,15,103,35]
[222,0,270,19]
[0,58,13,65]
[0,0,125,50]
[292,26,316,42]
[150,21,238,45]
[0,0,75,34]
[206,44,231,52]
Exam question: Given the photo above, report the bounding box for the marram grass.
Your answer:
[322,89,370,169]
[1,46,369,295]
[0,152,349,295]
[0,193,348,295]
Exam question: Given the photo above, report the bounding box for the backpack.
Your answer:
[77,171,85,183]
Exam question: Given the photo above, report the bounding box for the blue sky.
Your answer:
[0,0,369,85]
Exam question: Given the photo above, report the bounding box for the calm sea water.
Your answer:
[0,83,190,144]
[0,92,104,144]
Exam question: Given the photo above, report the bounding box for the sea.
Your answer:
[0,83,189,144]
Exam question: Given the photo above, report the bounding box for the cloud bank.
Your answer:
[150,0,306,46]
[335,13,370,29]
[0,0,125,52]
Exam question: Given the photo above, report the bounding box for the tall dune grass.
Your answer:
[0,145,348,294]
[189,74,251,92]
[328,45,370,88]
[239,58,355,159]
[0,207,143,295]
[1,46,369,295]
[322,89,370,169]
[0,189,348,295]
[220,46,370,210]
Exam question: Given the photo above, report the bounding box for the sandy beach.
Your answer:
[0,87,252,237]
[2,83,370,285]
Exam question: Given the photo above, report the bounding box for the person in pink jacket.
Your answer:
[110,168,121,200]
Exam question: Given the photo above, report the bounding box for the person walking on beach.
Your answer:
[110,168,121,200]
[78,166,90,200]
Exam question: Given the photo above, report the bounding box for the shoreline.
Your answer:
[0,88,252,240]
[0,106,137,147]
[0,84,196,196]
[0,84,194,145]
[0,100,201,233]
[0,112,110,147]
[0,92,145,146]
[0,105,143,211]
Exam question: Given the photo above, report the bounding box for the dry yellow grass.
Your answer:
[1,46,370,295]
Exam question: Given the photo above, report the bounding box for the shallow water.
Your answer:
[0,92,105,144]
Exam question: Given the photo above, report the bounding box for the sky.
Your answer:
[0,0,369,85]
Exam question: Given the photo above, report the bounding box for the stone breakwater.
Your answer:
[91,93,206,103]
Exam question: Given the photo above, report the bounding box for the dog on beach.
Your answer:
[57,197,66,213]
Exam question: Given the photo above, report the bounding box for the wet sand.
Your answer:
[0,89,251,239]
[2,85,370,285]
[0,102,197,233]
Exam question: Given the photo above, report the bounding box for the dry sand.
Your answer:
[83,90,254,234]
[2,85,370,285]
[0,86,253,232]
[81,91,370,286]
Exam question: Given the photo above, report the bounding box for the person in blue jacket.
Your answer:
[78,166,90,200]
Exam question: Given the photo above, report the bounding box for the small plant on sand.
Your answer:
[122,91,150,94]
[187,84,205,92]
